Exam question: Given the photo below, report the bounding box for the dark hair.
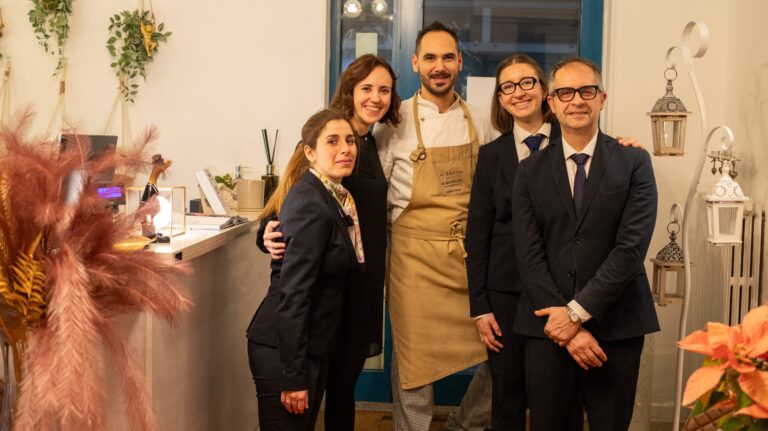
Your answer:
[415,21,459,54]
[261,110,357,218]
[547,57,604,93]
[491,54,554,133]
[330,54,402,128]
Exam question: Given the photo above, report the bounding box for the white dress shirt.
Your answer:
[561,131,600,323]
[514,122,552,162]
[374,93,498,223]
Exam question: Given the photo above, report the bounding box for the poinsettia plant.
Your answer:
[679,304,768,430]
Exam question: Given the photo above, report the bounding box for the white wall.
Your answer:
[604,0,768,423]
[1,0,330,192]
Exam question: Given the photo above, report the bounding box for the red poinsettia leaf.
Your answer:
[739,371,768,410]
[707,322,732,349]
[679,330,715,356]
[683,366,726,406]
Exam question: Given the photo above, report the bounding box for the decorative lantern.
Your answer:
[647,67,690,156]
[651,204,686,305]
[705,162,748,245]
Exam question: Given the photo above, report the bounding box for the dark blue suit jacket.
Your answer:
[465,124,562,317]
[247,171,359,390]
[511,131,660,341]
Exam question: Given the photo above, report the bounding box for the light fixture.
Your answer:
[647,67,690,156]
[343,0,363,18]
[705,167,747,245]
[371,0,388,16]
[152,195,173,229]
[651,204,686,305]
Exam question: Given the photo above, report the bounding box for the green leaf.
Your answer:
[737,390,755,409]
[107,36,117,44]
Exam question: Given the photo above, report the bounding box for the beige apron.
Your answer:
[388,92,487,389]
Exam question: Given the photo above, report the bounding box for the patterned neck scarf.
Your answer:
[310,168,365,264]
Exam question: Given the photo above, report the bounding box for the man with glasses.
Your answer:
[511,58,659,430]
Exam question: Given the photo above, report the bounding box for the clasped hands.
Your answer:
[535,306,607,370]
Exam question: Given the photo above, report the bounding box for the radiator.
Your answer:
[724,204,765,325]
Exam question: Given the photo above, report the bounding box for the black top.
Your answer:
[256,131,387,359]
[247,171,360,390]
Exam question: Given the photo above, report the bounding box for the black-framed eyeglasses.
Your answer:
[551,85,601,102]
[498,77,538,95]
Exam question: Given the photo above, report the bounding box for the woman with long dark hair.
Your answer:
[257,54,401,430]
[247,109,362,431]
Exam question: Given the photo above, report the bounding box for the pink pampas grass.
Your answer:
[0,108,190,430]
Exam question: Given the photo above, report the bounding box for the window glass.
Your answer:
[423,0,581,97]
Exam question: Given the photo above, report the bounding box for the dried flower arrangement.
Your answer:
[0,109,190,430]
[680,304,768,430]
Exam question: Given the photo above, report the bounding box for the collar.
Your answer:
[514,122,552,144]
[562,131,599,161]
[416,90,463,113]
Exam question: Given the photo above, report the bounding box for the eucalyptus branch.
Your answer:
[28,0,73,75]
[106,10,170,103]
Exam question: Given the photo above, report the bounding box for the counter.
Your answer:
[106,220,270,431]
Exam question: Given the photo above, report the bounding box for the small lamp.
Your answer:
[371,0,388,16]
[705,162,748,245]
[343,0,363,18]
[648,67,690,156]
[650,204,686,305]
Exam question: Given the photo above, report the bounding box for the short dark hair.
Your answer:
[329,54,402,127]
[490,54,554,133]
[548,57,604,93]
[415,21,459,54]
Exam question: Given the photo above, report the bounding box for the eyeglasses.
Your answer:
[551,85,601,102]
[498,77,538,95]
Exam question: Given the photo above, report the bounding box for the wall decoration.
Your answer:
[0,109,190,430]
[28,0,73,75]
[106,5,171,103]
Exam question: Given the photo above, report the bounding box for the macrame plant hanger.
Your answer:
[0,60,11,126]
[102,0,157,150]
[44,58,68,139]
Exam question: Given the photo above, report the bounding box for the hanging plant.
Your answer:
[106,9,170,103]
[28,0,73,74]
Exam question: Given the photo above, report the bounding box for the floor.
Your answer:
[312,406,678,430]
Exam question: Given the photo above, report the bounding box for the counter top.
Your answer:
[150,219,259,261]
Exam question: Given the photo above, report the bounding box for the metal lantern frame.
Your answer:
[648,67,691,156]
[704,157,748,245]
[651,204,686,305]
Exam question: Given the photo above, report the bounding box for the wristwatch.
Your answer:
[566,305,582,324]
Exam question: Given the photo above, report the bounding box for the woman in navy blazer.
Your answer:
[465,54,558,431]
[247,110,362,431]
[256,55,401,431]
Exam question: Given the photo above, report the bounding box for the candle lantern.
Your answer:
[651,204,686,305]
[705,162,748,245]
[648,67,690,156]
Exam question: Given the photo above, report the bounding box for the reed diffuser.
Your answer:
[261,128,279,206]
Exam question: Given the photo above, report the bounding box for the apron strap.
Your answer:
[410,91,480,166]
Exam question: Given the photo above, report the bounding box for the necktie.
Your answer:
[523,134,545,154]
[570,153,590,214]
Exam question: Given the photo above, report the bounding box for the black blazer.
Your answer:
[256,132,387,359]
[465,124,562,317]
[247,171,359,390]
[511,132,660,342]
